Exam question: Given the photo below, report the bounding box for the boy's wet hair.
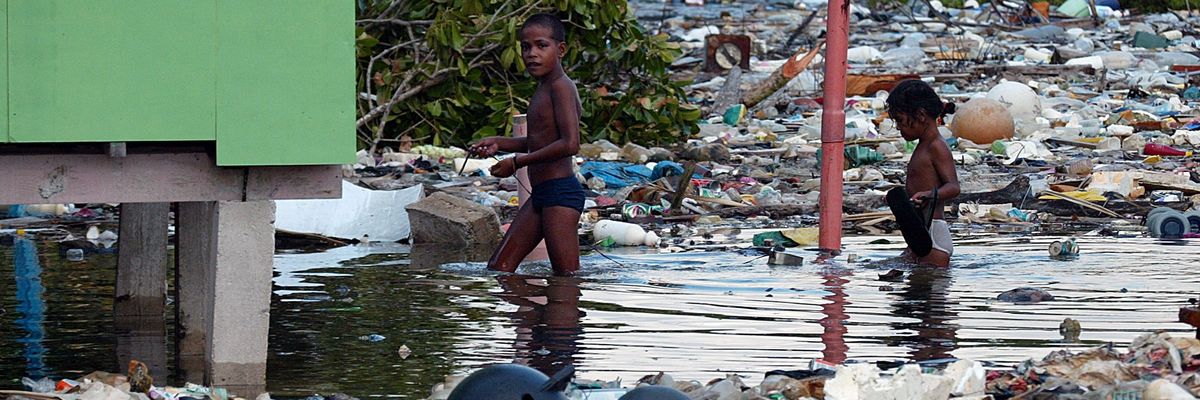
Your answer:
[522,13,566,43]
[886,79,955,121]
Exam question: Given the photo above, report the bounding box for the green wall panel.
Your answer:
[215,0,354,166]
[7,1,216,143]
[1,0,8,143]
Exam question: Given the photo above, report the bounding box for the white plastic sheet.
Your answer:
[275,181,425,242]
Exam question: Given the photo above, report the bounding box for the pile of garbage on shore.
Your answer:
[3,361,268,400]
[331,0,1200,256]
[422,331,1200,399]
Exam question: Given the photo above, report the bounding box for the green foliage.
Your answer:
[1121,0,1191,11]
[355,0,700,150]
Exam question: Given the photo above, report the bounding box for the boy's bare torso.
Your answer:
[525,75,582,186]
[906,139,952,219]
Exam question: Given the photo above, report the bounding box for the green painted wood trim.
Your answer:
[214,0,355,166]
[1,0,8,143]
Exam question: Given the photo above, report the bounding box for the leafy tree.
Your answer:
[355,0,701,152]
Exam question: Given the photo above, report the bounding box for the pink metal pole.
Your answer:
[818,0,849,255]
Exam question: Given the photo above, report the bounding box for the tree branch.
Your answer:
[357,19,433,26]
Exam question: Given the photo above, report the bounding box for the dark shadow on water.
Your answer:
[495,275,583,378]
[409,244,493,269]
[885,267,958,361]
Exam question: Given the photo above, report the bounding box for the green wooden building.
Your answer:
[0,1,355,393]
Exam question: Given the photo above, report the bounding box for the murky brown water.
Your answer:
[0,233,1196,398]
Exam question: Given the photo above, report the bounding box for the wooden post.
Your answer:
[1087,0,1101,26]
[114,202,171,380]
[115,203,170,317]
[668,163,697,214]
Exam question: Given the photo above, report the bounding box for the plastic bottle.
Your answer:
[593,220,653,246]
[1144,143,1193,157]
[620,143,653,164]
[66,248,85,261]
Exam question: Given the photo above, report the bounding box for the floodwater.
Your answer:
[0,233,1196,398]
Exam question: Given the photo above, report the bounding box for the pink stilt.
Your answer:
[818,0,850,256]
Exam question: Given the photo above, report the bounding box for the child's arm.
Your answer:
[470,136,527,156]
[513,80,581,168]
[931,143,960,200]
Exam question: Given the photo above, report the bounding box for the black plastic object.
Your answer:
[447,364,570,400]
[886,187,933,257]
[618,386,690,400]
[1158,213,1188,239]
[764,368,838,380]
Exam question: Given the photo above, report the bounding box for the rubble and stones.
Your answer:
[405,192,501,247]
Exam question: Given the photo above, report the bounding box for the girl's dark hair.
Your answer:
[886,79,955,121]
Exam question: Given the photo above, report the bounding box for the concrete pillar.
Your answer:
[175,202,217,383]
[114,203,170,379]
[174,200,275,393]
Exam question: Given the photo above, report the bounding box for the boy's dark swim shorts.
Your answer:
[531,176,585,213]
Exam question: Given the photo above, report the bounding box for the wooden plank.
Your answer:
[215,0,355,166]
[0,153,341,204]
[1141,180,1200,196]
[8,1,216,142]
[847,74,919,97]
[115,203,170,318]
[970,64,1097,76]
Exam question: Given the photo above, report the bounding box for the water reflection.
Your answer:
[495,275,583,378]
[887,267,958,361]
[819,269,850,365]
[13,237,48,379]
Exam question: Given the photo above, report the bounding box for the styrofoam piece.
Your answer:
[274,181,425,241]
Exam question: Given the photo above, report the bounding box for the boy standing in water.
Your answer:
[886,80,960,267]
[470,13,584,276]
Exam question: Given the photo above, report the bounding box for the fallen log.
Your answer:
[970,64,1097,77]
[1024,199,1189,218]
[741,41,825,108]
[950,175,1031,206]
